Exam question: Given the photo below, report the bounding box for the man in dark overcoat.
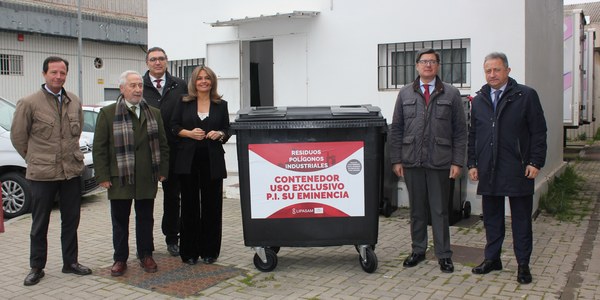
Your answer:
[143,47,188,256]
[467,52,547,284]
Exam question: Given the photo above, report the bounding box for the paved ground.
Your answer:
[1,142,599,299]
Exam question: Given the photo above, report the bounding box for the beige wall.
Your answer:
[1,31,147,105]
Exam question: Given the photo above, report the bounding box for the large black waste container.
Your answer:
[231,105,387,273]
[381,133,399,217]
[448,173,470,225]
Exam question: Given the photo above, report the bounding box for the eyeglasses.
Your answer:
[148,57,167,62]
[417,60,439,66]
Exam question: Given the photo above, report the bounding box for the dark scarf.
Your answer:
[113,96,161,185]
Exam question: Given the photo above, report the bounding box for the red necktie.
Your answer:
[423,84,430,105]
[155,79,162,89]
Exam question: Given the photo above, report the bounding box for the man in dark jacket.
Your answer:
[468,52,547,284]
[390,49,467,273]
[143,47,188,256]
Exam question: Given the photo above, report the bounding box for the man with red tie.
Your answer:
[142,47,188,257]
[389,48,467,273]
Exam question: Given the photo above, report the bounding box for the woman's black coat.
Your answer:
[170,97,230,179]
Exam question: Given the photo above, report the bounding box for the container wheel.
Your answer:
[463,201,472,219]
[354,244,376,253]
[253,248,278,272]
[267,246,280,254]
[358,247,378,273]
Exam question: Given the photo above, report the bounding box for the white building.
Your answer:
[148,0,566,215]
[0,0,148,104]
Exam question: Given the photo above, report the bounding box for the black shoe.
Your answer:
[24,268,45,286]
[517,264,532,284]
[62,263,92,275]
[472,259,502,274]
[403,253,426,267]
[203,257,216,264]
[167,244,180,256]
[438,258,454,273]
[183,258,198,265]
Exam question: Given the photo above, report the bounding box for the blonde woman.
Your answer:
[170,66,230,265]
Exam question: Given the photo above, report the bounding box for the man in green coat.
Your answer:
[92,70,169,277]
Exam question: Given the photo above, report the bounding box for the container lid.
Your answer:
[234,105,382,122]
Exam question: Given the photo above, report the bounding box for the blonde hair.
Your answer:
[183,65,222,103]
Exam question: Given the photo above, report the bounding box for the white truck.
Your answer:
[564,9,595,129]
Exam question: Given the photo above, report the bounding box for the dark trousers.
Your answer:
[179,147,223,261]
[29,177,81,268]
[403,168,452,258]
[161,161,181,245]
[110,199,155,262]
[482,195,533,265]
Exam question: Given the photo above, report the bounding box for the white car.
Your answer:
[0,97,98,218]
[82,100,116,139]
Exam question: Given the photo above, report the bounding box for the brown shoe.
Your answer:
[139,256,157,273]
[110,261,127,277]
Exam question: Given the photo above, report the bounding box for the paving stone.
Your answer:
[2,143,600,298]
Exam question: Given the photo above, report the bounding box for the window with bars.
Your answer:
[168,58,204,83]
[378,39,470,90]
[0,54,23,75]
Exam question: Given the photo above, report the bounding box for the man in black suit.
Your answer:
[143,47,188,256]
